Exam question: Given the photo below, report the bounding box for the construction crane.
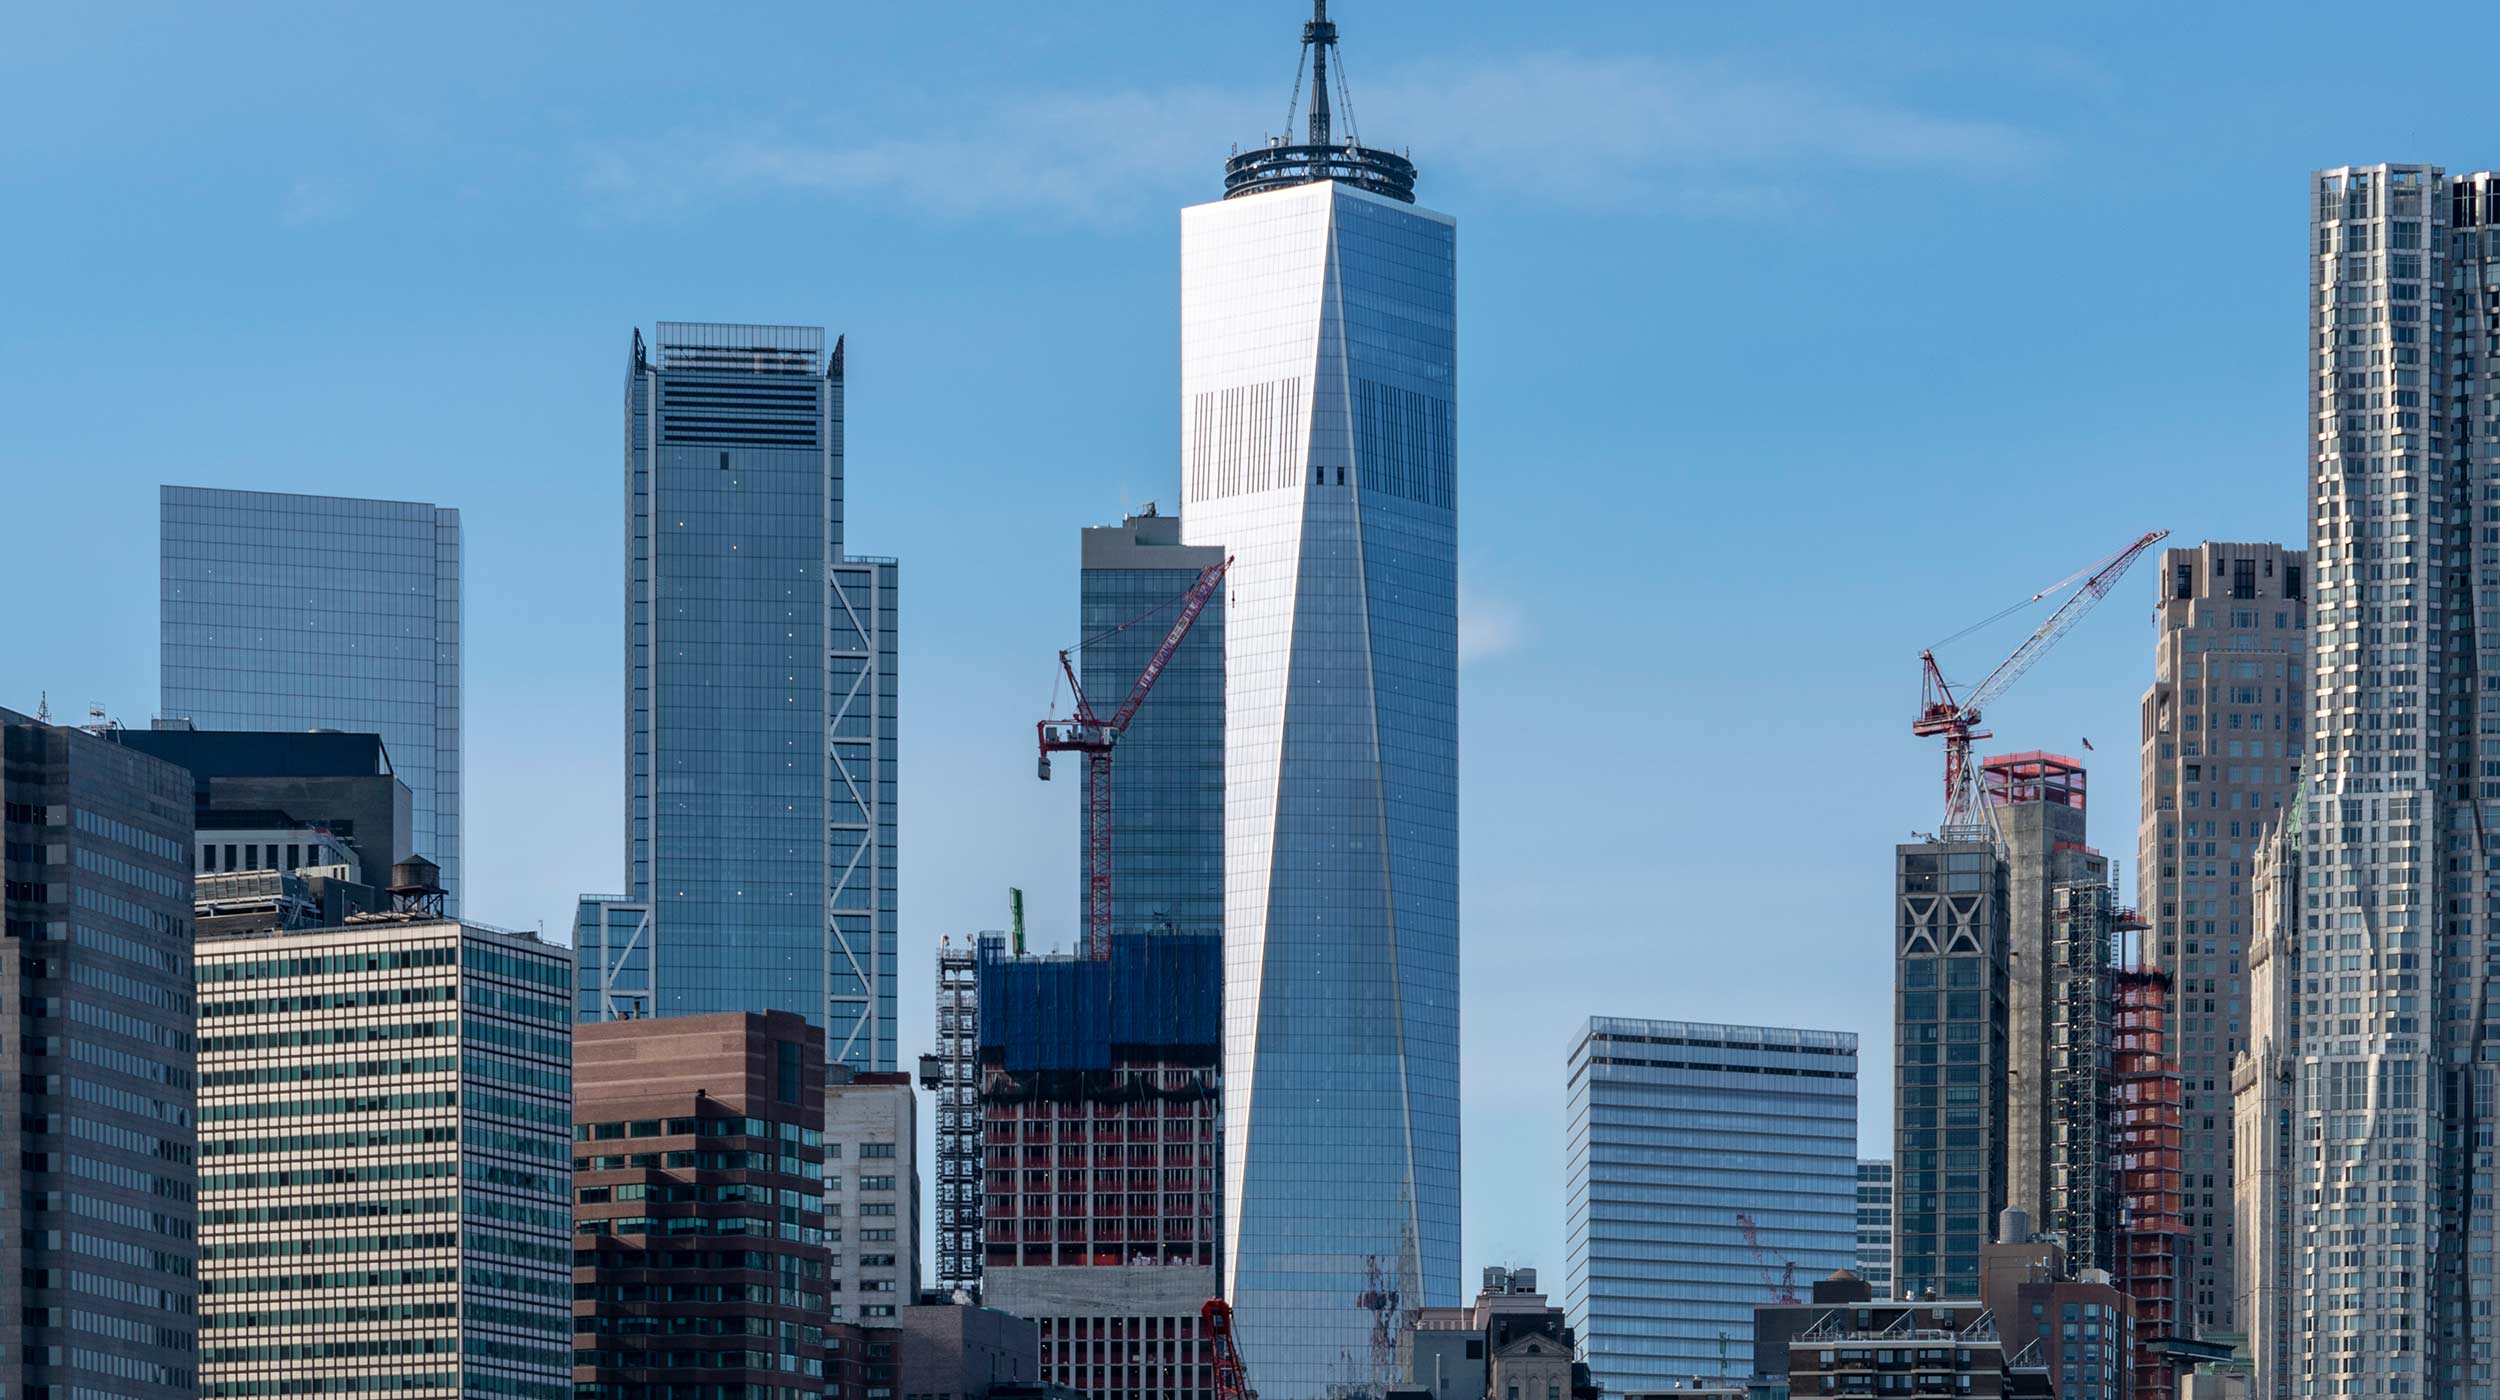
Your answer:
[1038,556,1232,960]
[1204,1298,1252,1400]
[1914,529,2168,831]
[1734,1212,1801,1305]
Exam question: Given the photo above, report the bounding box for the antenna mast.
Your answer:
[1305,1,1335,146]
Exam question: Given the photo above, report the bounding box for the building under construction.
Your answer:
[2038,874,2195,1400]
[978,932,1222,1400]
[927,933,986,1298]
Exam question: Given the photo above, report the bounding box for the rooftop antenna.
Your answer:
[1305,0,1335,147]
[35,691,50,723]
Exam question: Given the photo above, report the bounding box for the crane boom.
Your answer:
[1913,530,2166,831]
[1038,557,1233,959]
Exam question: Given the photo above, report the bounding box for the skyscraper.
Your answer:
[0,707,198,1400]
[1180,11,1459,1390]
[583,322,899,1072]
[1991,752,2105,1232]
[1562,1017,1858,1394]
[2134,539,2305,1331]
[1892,833,2011,1302]
[2295,163,2500,1398]
[160,485,462,903]
[1079,509,1225,940]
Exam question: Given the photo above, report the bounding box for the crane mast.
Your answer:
[1913,530,2167,832]
[1038,557,1232,959]
[1204,1298,1252,1400]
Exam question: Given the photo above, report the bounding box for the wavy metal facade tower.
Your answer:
[1181,9,1459,1392]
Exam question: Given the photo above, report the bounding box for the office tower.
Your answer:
[1403,1269,1598,1400]
[573,1011,835,1398]
[2135,541,2307,1331]
[1988,751,2106,1230]
[2297,163,2500,1399]
[1179,10,1459,1386]
[929,935,984,1297]
[1563,1017,1857,1395]
[193,901,572,1400]
[977,933,1223,1400]
[2235,814,2300,1397]
[1892,835,2011,1301]
[592,322,900,1071]
[1855,1161,1895,1298]
[1078,509,1226,939]
[0,706,198,1400]
[160,486,462,903]
[825,1070,917,1323]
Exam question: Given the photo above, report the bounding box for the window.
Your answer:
[861,1142,896,1159]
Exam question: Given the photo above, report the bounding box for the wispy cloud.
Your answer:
[1458,572,1525,665]
[279,174,358,226]
[578,49,2045,222]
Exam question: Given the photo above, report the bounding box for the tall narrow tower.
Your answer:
[1182,7,1459,1394]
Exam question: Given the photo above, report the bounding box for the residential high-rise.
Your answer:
[1892,835,2011,1301]
[587,322,900,1072]
[1855,1161,1895,1299]
[1988,751,2106,1231]
[1180,11,1459,1387]
[825,1070,918,1324]
[1078,509,1225,940]
[573,1011,834,1400]
[0,706,199,1400]
[194,904,572,1400]
[1563,1017,1857,1395]
[2294,163,2500,1398]
[160,485,462,903]
[977,933,1223,1400]
[2134,540,2306,1331]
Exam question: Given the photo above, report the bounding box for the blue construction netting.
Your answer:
[978,932,1220,1071]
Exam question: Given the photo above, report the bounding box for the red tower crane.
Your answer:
[1204,1298,1252,1400]
[1913,530,2168,830]
[1734,1212,1802,1304]
[1039,556,1233,960]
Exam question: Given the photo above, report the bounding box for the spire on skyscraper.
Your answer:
[1223,0,1417,204]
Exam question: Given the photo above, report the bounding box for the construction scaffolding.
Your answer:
[930,935,985,1296]
[2111,962,2188,1400]
[2044,879,2120,1274]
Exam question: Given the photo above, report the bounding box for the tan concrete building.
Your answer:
[827,1070,919,1325]
[2135,540,2306,1331]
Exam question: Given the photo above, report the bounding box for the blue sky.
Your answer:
[5,1,2495,1285]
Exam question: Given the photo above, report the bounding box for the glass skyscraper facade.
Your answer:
[581,322,898,1073]
[160,485,462,903]
[1179,172,1459,1397]
[1078,509,1224,940]
[1563,1017,1857,1396]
